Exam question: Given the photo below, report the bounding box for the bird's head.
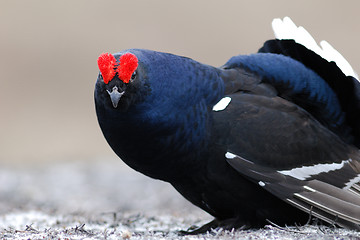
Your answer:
[95,51,150,111]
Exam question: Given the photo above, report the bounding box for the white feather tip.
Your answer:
[271,17,358,80]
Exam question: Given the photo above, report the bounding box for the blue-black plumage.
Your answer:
[94,19,360,233]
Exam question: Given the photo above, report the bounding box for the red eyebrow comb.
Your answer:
[97,53,116,84]
[117,53,138,83]
[97,52,138,84]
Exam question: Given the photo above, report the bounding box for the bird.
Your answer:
[94,17,360,233]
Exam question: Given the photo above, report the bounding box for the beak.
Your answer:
[106,86,124,108]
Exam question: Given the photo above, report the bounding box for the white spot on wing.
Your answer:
[303,186,316,192]
[225,152,236,159]
[344,174,360,190]
[213,97,231,111]
[278,160,350,180]
[258,181,265,187]
[272,17,358,80]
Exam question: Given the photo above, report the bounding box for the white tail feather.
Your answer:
[272,17,358,80]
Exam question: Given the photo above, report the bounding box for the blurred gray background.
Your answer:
[1,1,359,165]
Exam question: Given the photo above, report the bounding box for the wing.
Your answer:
[225,151,360,230]
[211,93,360,229]
[212,92,353,170]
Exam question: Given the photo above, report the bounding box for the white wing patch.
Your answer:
[213,97,231,111]
[258,181,266,187]
[278,159,350,180]
[272,17,358,80]
[225,152,236,159]
[344,174,360,190]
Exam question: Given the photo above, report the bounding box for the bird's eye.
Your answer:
[131,70,137,81]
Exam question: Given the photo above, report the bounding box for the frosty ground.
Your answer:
[1,159,359,239]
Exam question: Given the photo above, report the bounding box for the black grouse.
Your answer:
[94,17,360,233]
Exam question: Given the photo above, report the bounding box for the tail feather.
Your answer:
[271,17,358,79]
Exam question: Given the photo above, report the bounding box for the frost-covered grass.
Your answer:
[1,211,360,240]
[1,159,359,239]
